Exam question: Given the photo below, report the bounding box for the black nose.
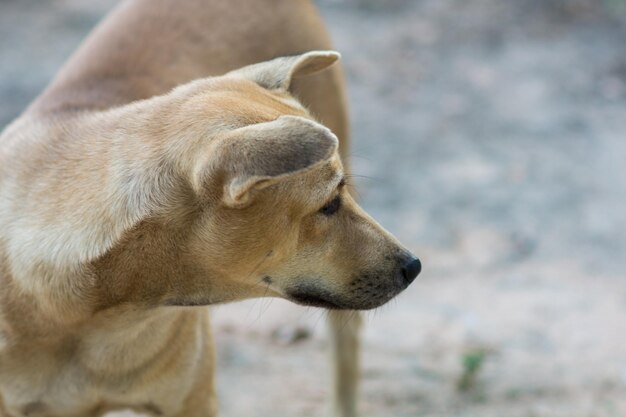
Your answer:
[401,257,421,285]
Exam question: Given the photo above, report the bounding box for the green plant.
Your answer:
[457,349,487,391]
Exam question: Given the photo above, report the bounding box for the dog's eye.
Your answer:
[320,195,341,216]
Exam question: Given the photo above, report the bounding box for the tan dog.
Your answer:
[0,1,421,416]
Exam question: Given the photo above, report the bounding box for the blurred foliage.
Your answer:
[458,349,488,392]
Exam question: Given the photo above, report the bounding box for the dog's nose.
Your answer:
[401,257,421,285]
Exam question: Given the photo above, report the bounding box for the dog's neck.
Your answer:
[0,91,222,326]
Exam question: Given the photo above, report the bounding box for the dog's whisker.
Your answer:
[263,297,275,315]
[311,309,325,329]
[346,153,374,162]
[249,281,274,324]
[344,173,380,182]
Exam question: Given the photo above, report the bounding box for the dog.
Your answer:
[0,1,421,416]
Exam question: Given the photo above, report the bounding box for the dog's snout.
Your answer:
[401,256,421,285]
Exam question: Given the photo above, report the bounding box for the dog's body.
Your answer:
[0,1,419,416]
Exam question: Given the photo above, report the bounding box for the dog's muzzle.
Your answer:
[287,254,422,310]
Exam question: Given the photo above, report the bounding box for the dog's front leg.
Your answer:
[171,387,218,417]
[169,314,218,417]
[328,311,362,417]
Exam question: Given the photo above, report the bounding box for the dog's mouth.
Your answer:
[286,284,349,310]
[289,291,346,309]
[286,275,407,311]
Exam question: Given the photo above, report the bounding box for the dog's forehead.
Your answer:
[297,155,344,202]
[320,155,344,183]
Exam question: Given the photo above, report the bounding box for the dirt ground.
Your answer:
[2,0,626,416]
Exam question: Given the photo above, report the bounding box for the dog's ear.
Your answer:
[196,115,338,207]
[227,50,340,90]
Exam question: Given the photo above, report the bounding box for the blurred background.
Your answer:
[2,0,626,416]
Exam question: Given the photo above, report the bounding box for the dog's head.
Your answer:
[173,51,420,310]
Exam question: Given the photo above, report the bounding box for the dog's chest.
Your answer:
[0,309,204,416]
[1,351,101,416]
[0,354,182,417]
